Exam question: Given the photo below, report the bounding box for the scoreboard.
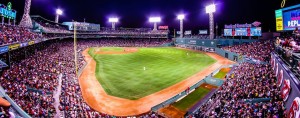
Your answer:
[224,27,261,36]
[275,4,300,31]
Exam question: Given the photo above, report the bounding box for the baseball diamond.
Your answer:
[88,47,216,100]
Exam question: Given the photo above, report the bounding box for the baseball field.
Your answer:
[88,47,216,100]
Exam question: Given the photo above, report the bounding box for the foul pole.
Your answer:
[73,22,78,77]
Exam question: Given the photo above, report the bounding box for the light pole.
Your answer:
[55,9,63,23]
[177,14,185,38]
[109,18,119,30]
[149,17,161,31]
[19,0,33,28]
[206,4,216,39]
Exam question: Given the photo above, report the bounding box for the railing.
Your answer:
[0,86,31,118]
[274,45,300,78]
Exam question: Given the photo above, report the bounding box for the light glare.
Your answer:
[109,18,119,22]
[177,14,185,20]
[149,17,161,23]
[56,9,63,15]
[206,4,216,13]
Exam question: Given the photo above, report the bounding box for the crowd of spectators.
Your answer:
[275,37,300,51]
[191,63,285,118]
[0,25,43,46]
[222,40,274,62]
[0,38,170,117]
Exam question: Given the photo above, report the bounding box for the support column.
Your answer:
[55,14,59,23]
[180,19,183,38]
[153,22,157,31]
[209,13,214,39]
[112,22,116,30]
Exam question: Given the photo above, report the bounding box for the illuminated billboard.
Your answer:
[224,29,232,36]
[275,4,300,31]
[223,28,261,36]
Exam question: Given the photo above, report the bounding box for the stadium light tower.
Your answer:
[206,4,216,39]
[109,18,119,30]
[177,14,185,38]
[149,17,161,31]
[19,0,33,28]
[55,9,63,23]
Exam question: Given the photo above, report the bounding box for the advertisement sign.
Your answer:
[0,46,9,54]
[189,40,196,45]
[0,3,17,19]
[199,30,208,34]
[9,44,20,50]
[28,41,35,45]
[250,27,262,36]
[20,42,28,47]
[283,9,300,30]
[271,53,300,116]
[275,4,300,31]
[185,30,192,35]
[225,23,252,29]
[224,29,232,36]
[276,9,284,31]
[235,28,247,36]
[158,26,168,30]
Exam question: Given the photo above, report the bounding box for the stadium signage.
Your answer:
[0,46,9,54]
[199,30,208,34]
[28,41,35,45]
[275,4,300,31]
[271,53,300,115]
[224,23,252,29]
[158,26,168,30]
[20,43,28,48]
[185,30,192,35]
[288,97,300,118]
[0,2,17,19]
[9,44,20,50]
[281,79,291,101]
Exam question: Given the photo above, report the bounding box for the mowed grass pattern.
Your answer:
[88,47,216,100]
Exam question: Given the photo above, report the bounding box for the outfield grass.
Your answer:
[88,47,216,100]
[173,87,211,111]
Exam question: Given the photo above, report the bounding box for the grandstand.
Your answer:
[0,1,300,118]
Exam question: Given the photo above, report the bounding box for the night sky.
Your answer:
[4,0,300,32]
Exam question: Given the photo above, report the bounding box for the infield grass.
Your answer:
[173,87,211,111]
[88,47,216,100]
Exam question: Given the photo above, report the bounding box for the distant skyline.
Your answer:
[5,0,300,32]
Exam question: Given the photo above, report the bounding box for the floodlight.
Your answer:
[149,17,161,23]
[56,9,63,15]
[206,4,216,14]
[109,18,119,23]
[177,14,185,20]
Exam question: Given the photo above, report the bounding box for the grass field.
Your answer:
[213,68,231,79]
[88,47,216,100]
[173,87,211,111]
